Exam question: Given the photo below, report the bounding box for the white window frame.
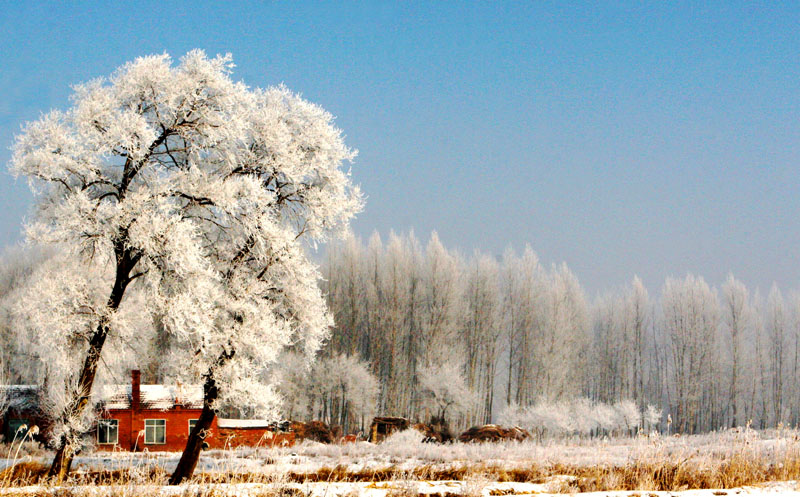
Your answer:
[188,419,198,435]
[144,419,166,444]
[97,419,119,445]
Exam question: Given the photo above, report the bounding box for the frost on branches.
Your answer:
[276,352,379,434]
[500,398,661,439]
[418,361,476,422]
[9,50,362,481]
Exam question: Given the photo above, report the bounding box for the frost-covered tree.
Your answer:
[501,246,544,407]
[274,352,314,421]
[276,352,378,433]
[461,252,501,424]
[10,50,362,483]
[643,404,662,432]
[721,274,751,427]
[418,361,475,423]
[661,274,719,433]
[314,353,378,433]
[766,284,787,425]
[614,399,641,435]
[13,252,146,447]
[0,245,55,383]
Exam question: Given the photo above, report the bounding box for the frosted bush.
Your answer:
[382,428,427,448]
[500,397,659,439]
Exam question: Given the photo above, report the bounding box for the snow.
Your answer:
[4,429,800,495]
[217,419,274,429]
[98,384,203,410]
[0,480,798,496]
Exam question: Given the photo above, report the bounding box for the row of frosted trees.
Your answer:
[2,231,798,435]
[321,231,800,434]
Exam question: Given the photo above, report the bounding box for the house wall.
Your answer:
[98,407,213,452]
[212,427,295,449]
[97,409,296,451]
[95,370,296,451]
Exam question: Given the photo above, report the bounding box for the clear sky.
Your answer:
[1,1,798,295]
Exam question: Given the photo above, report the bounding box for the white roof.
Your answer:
[217,418,274,429]
[98,384,203,410]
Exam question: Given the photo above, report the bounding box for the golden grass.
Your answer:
[3,432,800,494]
[6,455,800,493]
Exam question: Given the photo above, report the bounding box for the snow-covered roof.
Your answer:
[217,418,274,429]
[98,384,203,410]
[0,382,203,412]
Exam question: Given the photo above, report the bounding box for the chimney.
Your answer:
[131,370,141,411]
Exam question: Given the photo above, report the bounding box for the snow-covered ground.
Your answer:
[3,428,800,495]
[0,480,799,497]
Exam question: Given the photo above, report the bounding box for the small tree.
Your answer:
[276,352,378,434]
[418,361,475,423]
[614,399,641,435]
[644,404,662,433]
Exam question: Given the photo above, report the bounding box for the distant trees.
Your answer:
[661,275,719,433]
[766,285,787,425]
[501,246,543,407]
[500,397,657,439]
[0,245,54,383]
[461,253,501,424]
[276,352,378,434]
[721,274,751,428]
[323,233,591,427]
[322,231,800,435]
[4,217,800,440]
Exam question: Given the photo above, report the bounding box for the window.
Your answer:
[97,419,119,445]
[188,419,198,435]
[144,419,166,444]
[7,419,29,440]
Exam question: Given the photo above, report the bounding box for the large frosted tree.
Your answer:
[10,50,362,483]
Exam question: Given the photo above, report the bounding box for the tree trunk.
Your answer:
[169,401,216,485]
[47,326,109,481]
[47,243,135,482]
[170,349,233,485]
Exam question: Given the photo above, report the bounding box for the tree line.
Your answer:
[319,231,800,434]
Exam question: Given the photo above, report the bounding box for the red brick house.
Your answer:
[2,371,294,451]
[94,370,294,451]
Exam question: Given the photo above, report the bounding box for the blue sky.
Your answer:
[1,2,798,295]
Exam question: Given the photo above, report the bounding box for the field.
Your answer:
[2,428,800,496]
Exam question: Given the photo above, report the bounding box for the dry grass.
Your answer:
[6,456,799,492]
[3,429,800,494]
